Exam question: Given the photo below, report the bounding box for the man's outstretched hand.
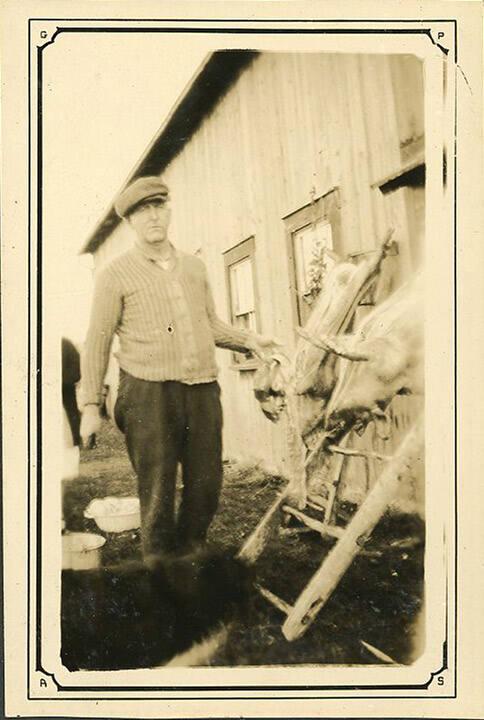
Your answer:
[80,404,102,449]
[248,333,284,362]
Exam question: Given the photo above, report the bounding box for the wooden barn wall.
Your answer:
[93,53,424,497]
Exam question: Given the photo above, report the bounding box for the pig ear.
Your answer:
[297,328,370,362]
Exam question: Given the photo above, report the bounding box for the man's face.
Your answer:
[128,196,171,247]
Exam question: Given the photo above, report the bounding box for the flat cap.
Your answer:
[114,176,170,218]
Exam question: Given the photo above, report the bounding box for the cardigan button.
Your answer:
[167,325,174,334]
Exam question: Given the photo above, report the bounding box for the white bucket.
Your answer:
[62,532,106,571]
[84,496,141,533]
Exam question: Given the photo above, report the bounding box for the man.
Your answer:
[80,176,277,559]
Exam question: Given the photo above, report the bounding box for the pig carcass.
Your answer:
[253,232,397,440]
[322,271,424,445]
[252,233,397,507]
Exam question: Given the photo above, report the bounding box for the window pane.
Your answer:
[316,220,335,274]
[294,225,314,294]
[234,310,257,332]
[230,257,255,316]
[316,219,333,251]
[293,220,333,295]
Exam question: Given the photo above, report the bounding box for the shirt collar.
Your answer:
[133,241,179,264]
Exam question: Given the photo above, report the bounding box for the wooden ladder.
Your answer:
[238,416,423,641]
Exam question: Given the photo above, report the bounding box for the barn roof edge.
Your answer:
[80,49,260,255]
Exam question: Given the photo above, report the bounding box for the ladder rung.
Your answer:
[309,488,331,497]
[282,505,344,539]
[256,584,292,615]
[279,525,313,537]
[306,499,327,513]
[328,444,394,462]
[309,490,327,498]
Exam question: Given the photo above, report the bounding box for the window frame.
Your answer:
[223,236,260,371]
[284,188,342,328]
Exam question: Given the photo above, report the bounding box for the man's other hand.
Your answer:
[80,404,102,449]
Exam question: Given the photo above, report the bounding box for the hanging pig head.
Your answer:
[253,353,291,423]
[322,272,424,444]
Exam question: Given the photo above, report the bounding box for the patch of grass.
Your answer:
[63,420,425,667]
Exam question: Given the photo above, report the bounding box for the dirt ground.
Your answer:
[63,419,425,667]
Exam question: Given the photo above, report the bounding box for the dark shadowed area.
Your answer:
[62,420,424,668]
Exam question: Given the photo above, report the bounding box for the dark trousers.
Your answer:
[114,371,223,558]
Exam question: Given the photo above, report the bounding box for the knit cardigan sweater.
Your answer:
[80,246,252,407]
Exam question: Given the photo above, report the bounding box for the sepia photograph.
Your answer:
[2,2,483,718]
[58,44,427,672]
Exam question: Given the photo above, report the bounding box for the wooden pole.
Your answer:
[285,395,309,509]
[256,584,292,615]
[282,505,344,539]
[360,640,398,664]
[237,491,288,565]
[282,414,424,641]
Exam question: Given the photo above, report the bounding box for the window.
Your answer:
[229,256,257,333]
[224,237,259,368]
[284,189,341,326]
[293,219,337,299]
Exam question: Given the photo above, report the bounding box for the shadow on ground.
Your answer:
[62,420,425,668]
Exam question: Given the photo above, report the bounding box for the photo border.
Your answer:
[28,16,457,702]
